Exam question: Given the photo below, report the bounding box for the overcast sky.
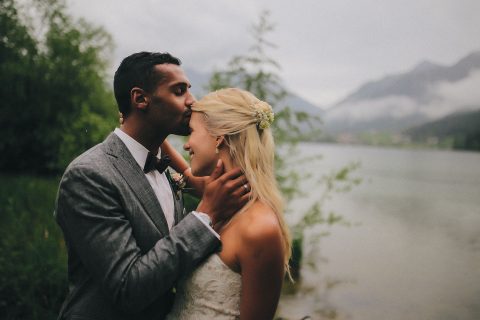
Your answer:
[66,0,480,109]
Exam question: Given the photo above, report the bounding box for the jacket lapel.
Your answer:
[103,133,170,236]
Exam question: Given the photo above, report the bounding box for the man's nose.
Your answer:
[186,92,195,106]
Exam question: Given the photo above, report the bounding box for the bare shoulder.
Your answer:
[237,202,284,254]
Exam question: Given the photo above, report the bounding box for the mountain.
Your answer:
[324,51,480,134]
[405,109,480,151]
[184,67,324,118]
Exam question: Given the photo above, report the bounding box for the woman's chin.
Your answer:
[190,167,207,177]
[191,164,215,177]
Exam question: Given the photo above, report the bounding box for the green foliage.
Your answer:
[0,0,116,317]
[350,109,480,151]
[0,174,66,320]
[287,237,303,282]
[0,0,117,174]
[182,193,200,213]
[293,161,361,236]
[406,109,480,151]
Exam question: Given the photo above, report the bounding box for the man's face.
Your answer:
[147,64,194,136]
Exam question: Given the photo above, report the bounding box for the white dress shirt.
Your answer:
[113,128,219,238]
[114,128,175,229]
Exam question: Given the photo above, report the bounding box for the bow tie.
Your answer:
[143,152,171,174]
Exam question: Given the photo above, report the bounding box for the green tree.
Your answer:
[0,0,117,174]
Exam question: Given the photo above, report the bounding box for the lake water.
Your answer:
[277,143,480,320]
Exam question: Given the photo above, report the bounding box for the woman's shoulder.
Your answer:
[230,201,284,273]
[236,202,283,250]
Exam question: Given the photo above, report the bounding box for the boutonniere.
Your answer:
[168,171,187,200]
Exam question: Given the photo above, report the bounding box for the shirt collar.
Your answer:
[114,128,160,170]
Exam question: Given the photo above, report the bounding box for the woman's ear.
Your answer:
[131,87,149,111]
[216,136,225,148]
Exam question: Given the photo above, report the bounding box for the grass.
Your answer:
[0,174,66,320]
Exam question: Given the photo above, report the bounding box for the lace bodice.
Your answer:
[166,254,242,319]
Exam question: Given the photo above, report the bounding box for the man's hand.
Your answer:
[197,159,250,226]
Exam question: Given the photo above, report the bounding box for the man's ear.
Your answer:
[131,87,149,111]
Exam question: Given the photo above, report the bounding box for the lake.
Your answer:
[277,143,480,320]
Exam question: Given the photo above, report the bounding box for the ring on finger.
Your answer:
[243,183,249,191]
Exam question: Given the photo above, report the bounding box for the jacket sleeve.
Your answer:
[55,162,220,313]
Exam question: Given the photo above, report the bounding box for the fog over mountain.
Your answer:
[324,51,480,134]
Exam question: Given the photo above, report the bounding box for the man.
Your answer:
[55,52,249,319]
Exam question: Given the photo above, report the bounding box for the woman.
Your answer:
[166,88,291,320]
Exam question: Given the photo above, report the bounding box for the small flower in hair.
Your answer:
[253,101,275,130]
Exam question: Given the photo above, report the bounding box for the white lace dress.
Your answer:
[166,254,242,319]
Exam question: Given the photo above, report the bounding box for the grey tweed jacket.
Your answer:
[55,132,220,320]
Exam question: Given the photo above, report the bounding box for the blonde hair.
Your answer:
[192,88,291,274]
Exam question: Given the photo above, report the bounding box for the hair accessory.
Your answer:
[253,101,275,130]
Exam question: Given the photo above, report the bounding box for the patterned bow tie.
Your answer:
[143,152,170,174]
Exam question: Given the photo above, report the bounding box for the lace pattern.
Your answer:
[166,254,242,319]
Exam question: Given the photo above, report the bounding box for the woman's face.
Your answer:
[183,112,219,176]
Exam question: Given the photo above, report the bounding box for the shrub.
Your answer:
[0,174,66,320]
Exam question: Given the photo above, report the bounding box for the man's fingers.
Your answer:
[231,183,251,199]
[228,174,249,190]
[219,167,244,184]
[238,192,251,204]
[208,159,224,181]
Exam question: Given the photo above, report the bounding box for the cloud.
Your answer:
[325,96,418,123]
[66,0,480,106]
[427,70,480,115]
[325,69,480,126]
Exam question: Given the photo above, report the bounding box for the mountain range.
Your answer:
[323,51,480,134]
[184,51,480,141]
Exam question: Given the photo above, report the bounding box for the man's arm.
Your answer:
[56,163,219,313]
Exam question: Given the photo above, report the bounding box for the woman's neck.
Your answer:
[219,151,234,173]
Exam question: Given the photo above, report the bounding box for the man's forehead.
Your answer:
[154,64,190,86]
